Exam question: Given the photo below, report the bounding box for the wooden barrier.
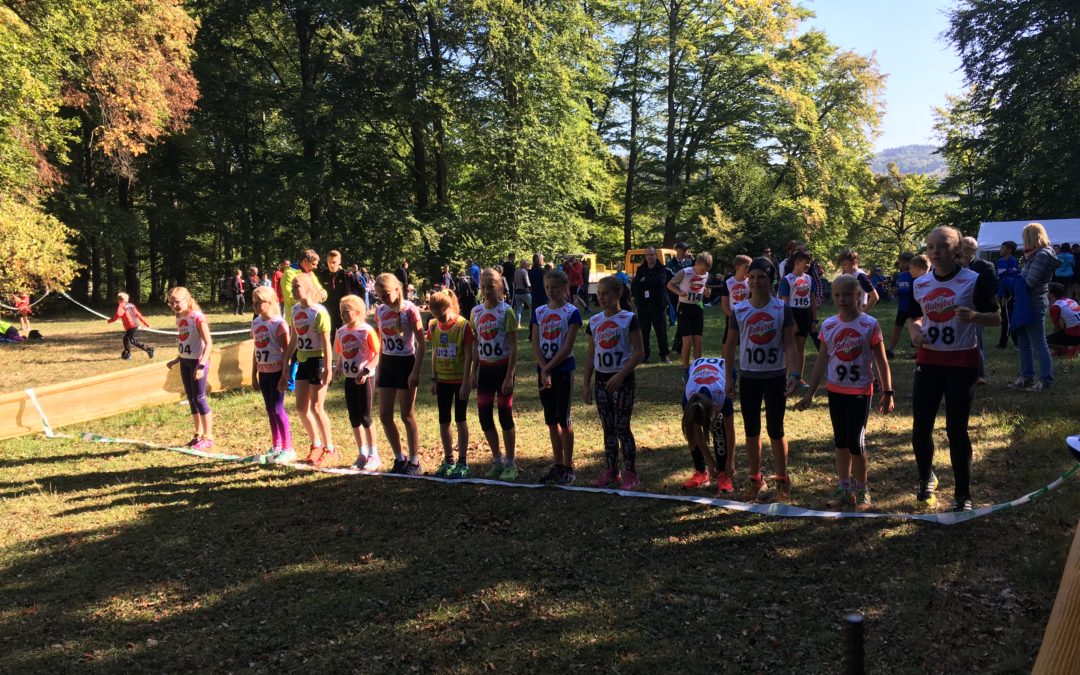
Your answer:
[0,340,254,441]
[1034,518,1080,674]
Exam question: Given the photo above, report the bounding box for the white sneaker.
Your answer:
[1026,380,1048,392]
[363,453,382,471]
[274,448,297,464]
[1007,377,1033,390]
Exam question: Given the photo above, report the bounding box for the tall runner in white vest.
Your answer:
[723,258,800,503]
[907,226,1000,512]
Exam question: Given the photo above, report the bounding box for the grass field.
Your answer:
[2,298,1079,673]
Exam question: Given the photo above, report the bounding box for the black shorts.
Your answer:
[295,357,326,385]
[377,354,416,390]
[539,370,573,427]
[894,307,910,327]
[791,308,813,337]
[827,390,871,455]
[738,374,787,439]
[344,377,374,428]
[436,381,469,424]
[1047,331,1080,346]
[677,303,704,336]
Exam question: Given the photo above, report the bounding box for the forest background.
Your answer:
[1,0,1078,304]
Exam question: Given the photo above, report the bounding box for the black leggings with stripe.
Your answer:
[594,372,637,472]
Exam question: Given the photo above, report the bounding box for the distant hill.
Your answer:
[871,144,947,176]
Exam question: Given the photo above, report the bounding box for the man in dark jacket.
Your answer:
[633,247,672,363]
[502,253,517,302]
[529,253,548,310]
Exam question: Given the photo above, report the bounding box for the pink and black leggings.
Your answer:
[258,369,292,449]
[476,363,514,431]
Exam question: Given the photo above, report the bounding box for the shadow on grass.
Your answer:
[0,455,1073,674]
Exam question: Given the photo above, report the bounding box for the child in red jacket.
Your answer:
[108,292,155,360]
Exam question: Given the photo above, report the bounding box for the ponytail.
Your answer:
[681,393,712,447]
[597,275,633,311]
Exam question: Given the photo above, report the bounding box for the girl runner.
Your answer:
[374,272,426,475]
[667,252,713,369]
[682,356,737,493]
[531,269,582,485]
[795,275,894,511]
[583,276,645,490]
[251,286,293,463]
[908,226,1000,511]
[13,292,31,332]
[778,249,818,387]
[335,295,382,470]
[165,287,213,449]
[471,268,520,480]
[107,292,155,360]
[281,274,336,467]
[428,289,476,478]
[723,257,799,502]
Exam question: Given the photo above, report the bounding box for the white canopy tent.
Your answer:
[976,218,1080,256]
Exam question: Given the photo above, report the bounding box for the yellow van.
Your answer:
[624,248,677,278]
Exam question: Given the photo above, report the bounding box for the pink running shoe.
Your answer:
[310,448,336,468]
[618,470,640,491]
[682,471,710,489]
[192,438,214,450]
[713,471,735,494]
[594,468,620,488]
[183,435,200,448]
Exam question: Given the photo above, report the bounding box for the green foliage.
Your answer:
[939,0,1080,224]
[0,197,77,292]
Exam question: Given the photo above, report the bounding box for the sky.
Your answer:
[805,0,966,151]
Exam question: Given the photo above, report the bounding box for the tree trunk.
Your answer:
[663,0,680,247]
[427,12,449,207]
[119,177,140,303]
[90,235,102,305]
[624,71,640,252]
[295,8,322,240]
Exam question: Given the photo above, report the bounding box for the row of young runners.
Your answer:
[159,225,998,513]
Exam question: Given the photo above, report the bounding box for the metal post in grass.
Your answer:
[844,613,865,675]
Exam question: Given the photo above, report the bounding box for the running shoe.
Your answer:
[499,466,519,482]
[916,472,939,508]
[260,448,283,465]
[362,453,382,471]
[739,475,767,502]
[826,487,854,510]
[183,435,200,448]
[389,458,408,474]
[193,438,215,451]
[1007,377,1033,390]
[448,463,471,479]
[713,471,735,494]
[434,460,455,478]
[351,453,369,470]
[538,465,562,484]
[660,355,673,364]
[274,448,297,464]
[854,488,872,512]
[484,464,505,479]
[774,476,792,503]
[555,467,576,486]
[147,347,155,359]
[121,352,131,361]
[1026,380,1049,392]
[403,461,422,476]
[305,445,326,465]
[311,448,336,468]
[594,468,620,488]
[618,469,640,491]
[951,496,973,513]
[682,471,710,490]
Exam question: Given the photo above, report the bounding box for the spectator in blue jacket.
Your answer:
[1008,223,1058,391]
